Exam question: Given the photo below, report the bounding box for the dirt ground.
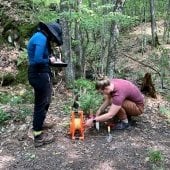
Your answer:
[0,90,169,170]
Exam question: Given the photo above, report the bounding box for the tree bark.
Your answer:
[149,0,159,47]
[163,0,170,43]
[73,1,85,78]
[60,1,75,85]
[106,0,126,78]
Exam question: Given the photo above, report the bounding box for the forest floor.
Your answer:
[0,22,170,169]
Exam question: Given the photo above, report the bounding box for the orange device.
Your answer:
[69,111,85,140]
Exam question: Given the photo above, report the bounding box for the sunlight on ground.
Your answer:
[93,161,116,170]
[129,21,164,36]
[0,155,15,169]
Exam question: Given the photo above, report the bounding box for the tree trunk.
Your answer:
[73,0,85,78]
[74,22,85,78]
[163,0,170,44]
[106,21,118,78]
[106,0,126,78]
[60,1,75,85]
[150,0,159,47]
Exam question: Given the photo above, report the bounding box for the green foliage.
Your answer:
[159,106,170,121]
[0,92,12,104]
[0,88,33,105]
[13,106,32,122]
[18,24,36,39]
[147,149,165,169]
[30,0,60,23]
[0,109,11,125]
[21,88,34,104]
[32,0,59,6]
[35,9,59,22]
[0,73,15,86]
[16,49,28,84]
[72,78,102,114]
[0,88,33,124]
[124,0,167,21]
[79,91,102,114]
[74,78,95,92]
[0,106,31,124]
[17,49,28,67]
[149,48,170,89]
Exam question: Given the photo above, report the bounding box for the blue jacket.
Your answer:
[27,32,50,65]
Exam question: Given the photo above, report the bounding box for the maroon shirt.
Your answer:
[110,79,144,106]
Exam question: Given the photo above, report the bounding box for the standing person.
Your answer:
[27,20,63,147]
[85,78,144,129]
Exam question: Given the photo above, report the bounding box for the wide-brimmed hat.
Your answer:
[39,21,63,46]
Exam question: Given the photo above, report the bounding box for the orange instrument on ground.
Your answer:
[69,111,85,140]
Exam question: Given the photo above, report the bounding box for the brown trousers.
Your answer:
[117,100,144,120]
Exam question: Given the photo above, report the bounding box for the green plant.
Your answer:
[0,92,12,104]
[20,86,34,104]
[0,89,33,105]
[17,49,28,67]
[72,78,103,114]
[148,149,165,164]
[79,91,102,114]
[0,109,11,125]
[15,49,28,84]
[13,106,32,122]
[147,149,165,170]
[74,78,95,91]
[159,106,170,121]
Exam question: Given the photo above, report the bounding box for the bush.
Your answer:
[0,109,11,125]
[16,49,28,84]
[72,78,103,114]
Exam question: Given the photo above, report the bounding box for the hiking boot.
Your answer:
[114,121,130,130]
[34,132,54,147]
[127,115,132,122]
[42,122,55,130]
[127,116,137,126]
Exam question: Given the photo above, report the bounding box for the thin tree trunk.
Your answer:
[74,22,84,78]
[149,0,159,47]
[163,0,170,43]
[106,0,126,78]
[106,21,118,78]
[60,1,75,85]
[73,0,85,78]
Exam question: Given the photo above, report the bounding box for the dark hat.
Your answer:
[39,21,63,46]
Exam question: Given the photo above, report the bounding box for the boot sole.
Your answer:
[34,139,55,147]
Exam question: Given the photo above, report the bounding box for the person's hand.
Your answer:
[85,118,93,128]
[49,56,57,64]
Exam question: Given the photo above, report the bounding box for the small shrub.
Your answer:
[79,91,102,114]
[148,149,165,164]
[13,106,32,122]
[72,78,103,114]
[15,49,28,84]
[159,106,170,121]
[0,109,11,125]
[0,92,12,104]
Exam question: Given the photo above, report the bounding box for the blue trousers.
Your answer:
[28,72,52,131]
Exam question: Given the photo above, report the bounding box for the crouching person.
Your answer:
[85,78,144,129]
